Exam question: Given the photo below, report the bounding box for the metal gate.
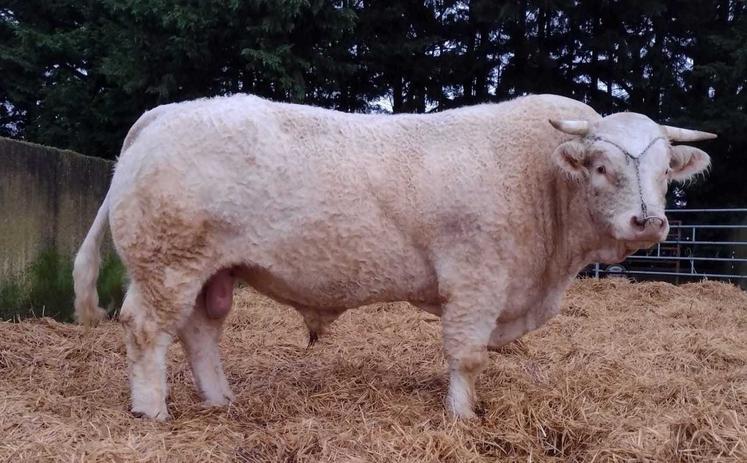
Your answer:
[590,208,747,286]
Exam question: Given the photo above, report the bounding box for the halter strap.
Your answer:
[584,135,666,226]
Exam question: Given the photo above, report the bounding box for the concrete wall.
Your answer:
[0,137,113,282]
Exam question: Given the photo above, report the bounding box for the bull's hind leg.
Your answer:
[178,271,235,407]
[119,283,173,420]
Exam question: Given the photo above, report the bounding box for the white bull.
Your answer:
[73,94,714,419]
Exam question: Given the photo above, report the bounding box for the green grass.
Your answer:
[0,249,126,322]
[0,279,26,321]
[97,253,127,314]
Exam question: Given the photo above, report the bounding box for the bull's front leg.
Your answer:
[437,258,507,419]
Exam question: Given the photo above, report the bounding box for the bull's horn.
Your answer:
[661,125,717,142]
[549,119,589,136]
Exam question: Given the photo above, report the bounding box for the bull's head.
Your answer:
[549,114,714,259]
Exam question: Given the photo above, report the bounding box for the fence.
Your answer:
[0,137,113,282]
[590,208,747,287]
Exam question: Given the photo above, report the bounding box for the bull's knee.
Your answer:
[454,347,489,376]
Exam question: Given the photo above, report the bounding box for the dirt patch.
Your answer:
[1,278,745,462]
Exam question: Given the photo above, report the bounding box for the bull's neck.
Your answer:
[535,173,606,282]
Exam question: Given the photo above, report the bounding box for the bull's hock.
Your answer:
[71,93,714,420]
[0,137,113,281]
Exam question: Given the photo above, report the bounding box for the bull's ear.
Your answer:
[552,140,588,180]
[669,145,711,182]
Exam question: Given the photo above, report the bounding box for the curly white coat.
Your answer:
[73,93,711,419]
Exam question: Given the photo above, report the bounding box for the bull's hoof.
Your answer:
[446,392,478,420]
[201,393,235,409]
[77,305,108,328]
[201,400,228,409]
[449,407,477,420]
[131,407,170,421]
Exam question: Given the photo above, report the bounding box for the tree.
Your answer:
[1,0,745,208]
[0,0,361,156]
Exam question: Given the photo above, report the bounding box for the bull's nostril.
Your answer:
[631,215,667,233]
[646,217,667,229]
[631,215,646,230]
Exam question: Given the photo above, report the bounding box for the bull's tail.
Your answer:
[73,191,112,326]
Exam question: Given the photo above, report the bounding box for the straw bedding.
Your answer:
[0,278,745,462]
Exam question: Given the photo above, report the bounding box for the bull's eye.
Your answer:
[596,165,607,175]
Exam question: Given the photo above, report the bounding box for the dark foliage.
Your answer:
[1,1,744,207]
